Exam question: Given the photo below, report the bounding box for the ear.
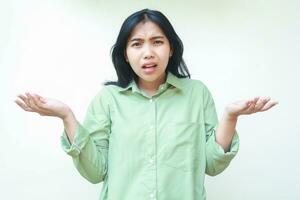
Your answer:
[169,47,173,58]
[124,52,129,62]
[169,48,173,58]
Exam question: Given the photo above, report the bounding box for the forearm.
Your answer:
[215,111,238,152]
[62,109,79,144]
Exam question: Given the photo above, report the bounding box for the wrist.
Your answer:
[223,109,238,121]
[61,108,74,121]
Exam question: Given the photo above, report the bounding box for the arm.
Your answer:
[215,113,237,153]
[204,88,278,176]
[15,89,111,184]
[202,86,239,176]
[216,96,278,152]
[62,110,78,144]
[15,92,80,144]
[60,88,111,184]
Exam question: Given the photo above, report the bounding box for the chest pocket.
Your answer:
[162,122,204,172]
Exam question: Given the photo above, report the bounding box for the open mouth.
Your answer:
[142,64,157,69]
[142,64,157,73]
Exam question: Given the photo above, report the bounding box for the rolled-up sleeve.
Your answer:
[203,85,240,176]
[60,87,111,184]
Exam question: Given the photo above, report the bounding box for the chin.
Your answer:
[140,76,158,83]
[136,69,166,82]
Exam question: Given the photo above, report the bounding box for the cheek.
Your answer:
[159,48,171,63]
[126,49,140,63]
[126,51,140,71]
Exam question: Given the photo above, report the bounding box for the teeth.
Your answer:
[143,64,156,68]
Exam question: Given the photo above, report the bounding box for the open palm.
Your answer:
[15,92,71,119]
[226,96,278,118]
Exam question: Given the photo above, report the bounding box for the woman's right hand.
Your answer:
[15,92,72,120]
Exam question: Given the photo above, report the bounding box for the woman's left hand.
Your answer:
[225,96,278,119]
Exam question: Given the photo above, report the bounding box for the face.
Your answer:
[125,20,173,88]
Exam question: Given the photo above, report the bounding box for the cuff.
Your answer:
[60,124,90,157]
[207,128,240,161]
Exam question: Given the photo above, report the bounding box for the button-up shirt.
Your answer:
[61,71,239,200]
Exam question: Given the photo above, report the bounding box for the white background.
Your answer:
[1,0,299,199]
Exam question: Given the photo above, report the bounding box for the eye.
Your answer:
[154,40,163,45]
[131,42,141,47]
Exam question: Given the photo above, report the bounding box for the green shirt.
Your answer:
[61,71,239,200]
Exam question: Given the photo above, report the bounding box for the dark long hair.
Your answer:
[104,8,190,88]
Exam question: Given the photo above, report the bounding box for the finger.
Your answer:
[32,95,52,113]
[31,93,46,108]
[26,93,42,111]
[243,97,260,114]
[254,97,270,111]
[260,101,279,112]
[18,94,30,106]
[14,99,34,112]
[246,97,259,107]
[29,93,54,114]
[240,100,252,111]
[27,94,52,116]
[253,96,260,104]
[249,97,259,109]
[25,92,35,106]
[32,93,47,104]
[251,96,261,108]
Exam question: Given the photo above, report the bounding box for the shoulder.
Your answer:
[92,84,129,103]
[89,85,115,105]
[180,77,211,94]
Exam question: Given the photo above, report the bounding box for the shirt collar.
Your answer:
[117,79,137,92]
[166,71,185,90]
[118,71,185,93]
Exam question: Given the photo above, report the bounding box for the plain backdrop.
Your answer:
[1,0,299,199]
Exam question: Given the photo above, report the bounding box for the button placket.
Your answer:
[149,192,156,200]
[149,158,154,164]
[146,96,157,197]
[149,190,156,200]
[72,143,81,155]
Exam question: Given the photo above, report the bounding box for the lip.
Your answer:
[141,62,157,74]
[142,62,157,68]
[142,66,156,74]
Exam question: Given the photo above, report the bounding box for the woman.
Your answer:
[15,8,278,200]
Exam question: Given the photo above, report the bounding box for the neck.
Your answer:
[138,72,167,94]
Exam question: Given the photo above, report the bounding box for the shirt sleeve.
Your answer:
[203,85,239,176]
[60,87,111,184]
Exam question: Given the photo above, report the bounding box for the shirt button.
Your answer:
[150,193,154,198]
[73,144,81,155]
[149,159,154,164]
[149,98,153,103]
[149,125,154,129]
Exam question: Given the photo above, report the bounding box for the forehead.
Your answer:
[128,20,165,39]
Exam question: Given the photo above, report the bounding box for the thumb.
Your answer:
[32,93,47,104]
[40,97,47,103]
[37,95,47,103]
[240,100,252,110]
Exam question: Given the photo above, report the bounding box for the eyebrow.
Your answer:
[129,35,165,42]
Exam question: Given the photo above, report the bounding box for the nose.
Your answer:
[143,43,154,59]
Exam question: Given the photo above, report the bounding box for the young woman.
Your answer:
[15,9,278,200]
